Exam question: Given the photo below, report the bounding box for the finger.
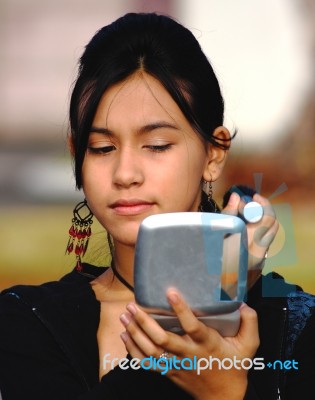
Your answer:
[246,197,276,235]
[120,311,164,357]
[257,219,279,248]
[246,195,279,258]
[126,304,169,348]
[125,303,187,355]
[120,331,146,361]
[253,194,277,220]
[236,303,260,356]
[127,303,187,357]
[166,289,214,343]
[249,217,279,254]
[121,331,172,373]
[221,192,240,216]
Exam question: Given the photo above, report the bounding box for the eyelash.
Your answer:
[87,146,116,154]
[87,144,172,154]
[144,144,172,152]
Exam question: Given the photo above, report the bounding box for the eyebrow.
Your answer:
[89,121,179,136]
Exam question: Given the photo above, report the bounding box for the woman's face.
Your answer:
[82,72,220,247]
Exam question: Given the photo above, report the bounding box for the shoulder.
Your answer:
[248,271,315,346]
[0,263,105,359]
[250,271,315,357]
[286,289,315,357]
[261,271,303,297]
[0,264,107,397]
[0,263,106,309]
[0,264,107,343]
[247,271,304,308]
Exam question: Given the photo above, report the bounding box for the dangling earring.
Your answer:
[207,180,213,204]
[199,179,220,213]
[65,199,93,271]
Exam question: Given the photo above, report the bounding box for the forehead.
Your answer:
[92,72,188,127]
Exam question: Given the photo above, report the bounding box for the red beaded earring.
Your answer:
[65,199,93,271]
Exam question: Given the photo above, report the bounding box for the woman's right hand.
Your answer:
[120,290,259,400]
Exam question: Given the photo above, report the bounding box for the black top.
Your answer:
[0,263,314,399]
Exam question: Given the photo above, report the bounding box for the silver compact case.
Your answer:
[134,212,248,336]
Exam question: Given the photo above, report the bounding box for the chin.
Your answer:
[111,222,141,248]
[114,235,138,248]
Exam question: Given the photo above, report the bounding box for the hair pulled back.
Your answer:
[70,12,229,188]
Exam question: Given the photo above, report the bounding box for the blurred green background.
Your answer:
[1,154,314,294]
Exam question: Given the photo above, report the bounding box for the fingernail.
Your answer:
[126,302,137,315]
[167,292,179,305]
[229,192,238,206]
[120,331,129,343]
[120,313,130,326]
[253,193,263,202]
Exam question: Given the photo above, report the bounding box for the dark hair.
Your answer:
[69,12,231,189]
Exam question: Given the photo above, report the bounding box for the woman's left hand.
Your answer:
[222,192,279,289]
[120,289,259,400]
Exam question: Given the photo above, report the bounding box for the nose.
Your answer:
[112,147,144,188]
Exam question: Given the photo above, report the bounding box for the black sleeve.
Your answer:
[243,382,261,400]
[0,293,102,399]
[283,311,315,399]
[0,294,192,400]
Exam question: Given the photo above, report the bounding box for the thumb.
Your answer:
[221,192,241,216]
[237,303,260,356]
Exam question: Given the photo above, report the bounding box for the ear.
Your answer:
[67,135,75,156]
[203,126,230,182]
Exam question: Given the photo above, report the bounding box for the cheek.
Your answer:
[154,146,206,186]
[81,158,105,199]
[82,154,108,182]
[180,144,208,180]
[152,149,205,200]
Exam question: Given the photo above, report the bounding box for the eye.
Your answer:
[87,145,116,154]
[144,144,172,153]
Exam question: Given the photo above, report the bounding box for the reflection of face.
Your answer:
[82,72,212,247]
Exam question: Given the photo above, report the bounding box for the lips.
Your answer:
[110,199,154,216]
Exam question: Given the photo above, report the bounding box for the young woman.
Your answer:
[0,12,314,400]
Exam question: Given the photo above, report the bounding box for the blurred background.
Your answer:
[1,0,315,293]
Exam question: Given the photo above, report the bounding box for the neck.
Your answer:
[90,241,135,300]
[112,241,135,287]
